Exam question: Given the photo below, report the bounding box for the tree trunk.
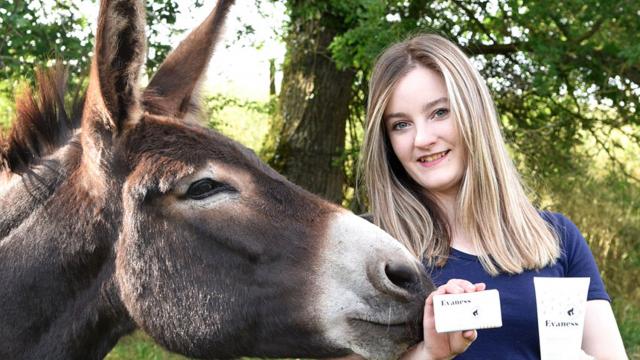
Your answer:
[262,3,354,204]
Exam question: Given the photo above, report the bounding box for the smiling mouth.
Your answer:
[418,150,450,163]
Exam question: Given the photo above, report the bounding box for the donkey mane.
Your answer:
[0,64,82,175]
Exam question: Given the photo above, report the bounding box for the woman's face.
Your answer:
[384,65,466,199]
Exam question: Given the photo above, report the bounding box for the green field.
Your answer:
[106,332,189,360]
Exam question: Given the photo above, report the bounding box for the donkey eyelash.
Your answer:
[186,178,236,200]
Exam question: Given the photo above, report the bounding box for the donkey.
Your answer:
[0,0,432,359]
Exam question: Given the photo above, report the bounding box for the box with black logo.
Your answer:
[433,289,502,333]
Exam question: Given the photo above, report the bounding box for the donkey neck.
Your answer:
[0,138,80,239]
[24,262,135,359]
[0,142,135,359]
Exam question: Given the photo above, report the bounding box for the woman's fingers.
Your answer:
[445,284,466,294]
[462,330,477,341]
[421,293,481,360]
[426,280,486,307]
[439,279,486,294]
[424,296,435,321]
[450,329,478,355]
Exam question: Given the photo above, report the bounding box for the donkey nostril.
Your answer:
[384,262,418,291]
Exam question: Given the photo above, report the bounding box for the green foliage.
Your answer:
[144,0,204,76]
[0,0,204,97]
[277,0,375,72]
[520,124,640,356]
[0,80,14,130]
[204,93,275,154]
[0,0,92,97]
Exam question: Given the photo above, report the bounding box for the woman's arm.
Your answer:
[582,299,627,359]
[400,279,485,360]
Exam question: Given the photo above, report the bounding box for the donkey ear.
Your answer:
[142,0,235,118]
[84,0,146,134]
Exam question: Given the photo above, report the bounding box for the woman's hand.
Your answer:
[400,279,486,360]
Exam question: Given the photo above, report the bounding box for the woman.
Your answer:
[359,34,627,359]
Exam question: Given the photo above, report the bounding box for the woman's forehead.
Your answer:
[385,67,448,115]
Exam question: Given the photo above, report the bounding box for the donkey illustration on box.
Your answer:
[0,0,432,359]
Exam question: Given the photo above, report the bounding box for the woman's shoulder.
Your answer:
[539,211,610,300]
[539,210,569,226]
[538,211,581,241]
[539,210,593,262]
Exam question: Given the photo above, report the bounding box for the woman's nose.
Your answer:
[414,122,436,148]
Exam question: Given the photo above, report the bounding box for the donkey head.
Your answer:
[80,0,432,358]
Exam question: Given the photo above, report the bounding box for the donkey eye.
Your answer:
[186,179,235,200]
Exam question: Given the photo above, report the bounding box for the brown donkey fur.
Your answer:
[0,1,432,359]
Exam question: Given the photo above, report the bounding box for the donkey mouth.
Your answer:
[349,317,422,340]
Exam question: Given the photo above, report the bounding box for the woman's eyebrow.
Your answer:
[421,97,449,112]
[383,111,407,121]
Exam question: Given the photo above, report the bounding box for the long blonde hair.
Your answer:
[359,34,559,275]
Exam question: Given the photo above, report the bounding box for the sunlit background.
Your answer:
[74,0,287,100]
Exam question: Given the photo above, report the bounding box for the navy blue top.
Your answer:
[424,212,609,359]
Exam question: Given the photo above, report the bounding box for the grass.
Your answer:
[106,332,189,360]
[618,304,640,359]
[106,331,297,360]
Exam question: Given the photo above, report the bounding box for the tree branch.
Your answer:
[550,15,571,40]
[451,0,497,43]
[589,127,640,183]
[591,49,640,85]
[574,17,606,44]
[462,40,640,88]
[545,93,639,184]
[462,42,524,56]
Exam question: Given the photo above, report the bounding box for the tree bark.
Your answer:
[262,4,354,204]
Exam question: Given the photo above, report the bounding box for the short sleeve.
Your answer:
[543,212,611,302]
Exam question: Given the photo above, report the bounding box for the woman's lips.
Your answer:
[417,150,450,168]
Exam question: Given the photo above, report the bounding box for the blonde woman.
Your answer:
[359,34,627,359]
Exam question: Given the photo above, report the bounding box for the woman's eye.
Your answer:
[392,121,410,130]
[434,108,449,118]
[186,179,235,200]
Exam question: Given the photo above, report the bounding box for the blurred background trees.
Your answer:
[261,1,357,203]
[1,0,638,357]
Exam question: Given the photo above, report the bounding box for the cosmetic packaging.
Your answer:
[433,289,502,332]
[534,277,590,360]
